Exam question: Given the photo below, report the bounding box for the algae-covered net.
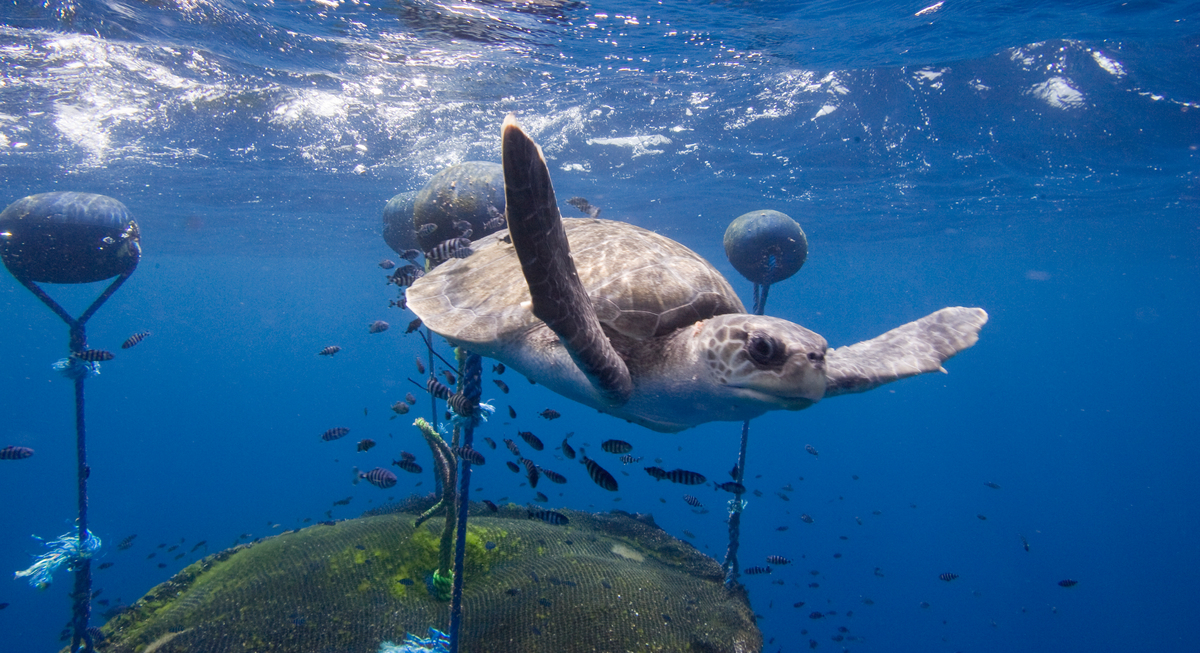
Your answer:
[93,498,761,653]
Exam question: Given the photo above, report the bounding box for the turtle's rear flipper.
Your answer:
[823,307,988,397]
[501,114,634,405]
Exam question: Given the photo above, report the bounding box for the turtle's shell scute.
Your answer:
[407,218,745,349]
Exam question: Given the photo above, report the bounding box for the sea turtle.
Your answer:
[406,115,988,433]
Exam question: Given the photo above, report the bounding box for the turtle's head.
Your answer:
[696,314,828,409]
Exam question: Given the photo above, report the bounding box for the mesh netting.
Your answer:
[91,499,761,653]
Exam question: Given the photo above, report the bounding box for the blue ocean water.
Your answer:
[1,0,1198,651]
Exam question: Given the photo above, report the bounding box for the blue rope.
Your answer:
[723,279,771,588]
[448,353,482,653]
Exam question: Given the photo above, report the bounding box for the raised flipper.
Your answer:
[823,307,988,397]
[501,115,634,406]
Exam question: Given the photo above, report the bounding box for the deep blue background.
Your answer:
[2,0,1199,651]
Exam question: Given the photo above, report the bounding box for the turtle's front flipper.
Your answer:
[823,307,988,397]
[501,114,634,405]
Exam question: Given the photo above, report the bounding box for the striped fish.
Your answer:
[427,378,452,400]
[662,468,706,485]
[318,345,342,356]
[527,508,569,526]
[522,458,539,488]
[355,467,397,489]
[482,437,497,450]
[0,445,34,460]
[73,349,114,362]
[121,331,151,349]
[766,555,792,565]
[392,459,422,474]
[454,446,485,466]
[561,439,576,460]
[601,439,632,454]
[683,495,703,508]
[939,572,959,582]
[539,467,567,484]
[644,466,667,480]
[321,427,350,442]
[427,238,473,264]
[399,248,422,262]
[619,454,643,464]
[416,223,437,236]
[743,565,772,575]
[356,438,376,452]
[805,444,818,457]
[389,264,425,288]
[379,259,395,269]
[448,393,477,417]
[581,455,618,492]
[399,451,416,462]
[518,431,544,451]
[503,438,521,457]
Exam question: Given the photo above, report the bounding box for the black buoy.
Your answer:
[381,190,419,256]
[0,192,140,284]
[720,208,807,590]
[722,209,807,287]
[412,161,506,251]
[2,191,140,653]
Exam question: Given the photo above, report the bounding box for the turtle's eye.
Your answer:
[745,331,785,367]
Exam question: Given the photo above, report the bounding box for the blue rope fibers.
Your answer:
[723,279,772,589]
[448,353,482,653]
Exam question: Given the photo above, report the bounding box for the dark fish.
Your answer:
[809,611,825,620]
[98,562,114,570]
[644,466,667,480]
[332,497,353,506]
[389,264,425,287]
[506,461,520,473]
[683,495,703,508]
[0,603,7,610]
[191,540,207,552]
[527,508,569,525]
[482,499,499,512]
[452,219,473,234]
[729,463,739,479]
[799,514,814,524]
[775,491,791,501]
[662,468,706,485]
[73,349,114,362]
[493,379,510,393]
[0,445,34,460]
[454,446,485,465]
[539,408,561,420]
[485,541,497,550]
[406,391,418,404]
[601,439,632,454]
[715,481,746,494]
[406,318,423,334]
[1020,534,1030,552]
[416,223,437,236]
[368,320,390,334]
[116,534,137,550]
[399,248,422,262]
[321,427,350,442]
[399,451,416,462]
[939,572,959,582]
[984,481,1001,489]
[505,588,521,596]
[356,467,397,489]
[508,405,517,419]
[427,237,473,264]
[393,459,422,474]
[379,259,395,269]
[398,578,414,586]
[356,439,376,452]
[561,439,576,459]
[581,455,618,491]
[493,363,505,374]
[427,377,452,400]
[504,438,521,457]
[766,555,792,565]
[540,467,567,484]
[483,437,497,449]
[522,458,540,488]
[743,565,772,575]
[1058,579,1078,587]
[121,331,151,349]
[518,431,544,451]
[805,444,818,457]
[318,345,342,356]
[441,369,457,385]
[977,514,988,520]
[566,196,601,218]
[391,401,410,415]
[535,491,549,502]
